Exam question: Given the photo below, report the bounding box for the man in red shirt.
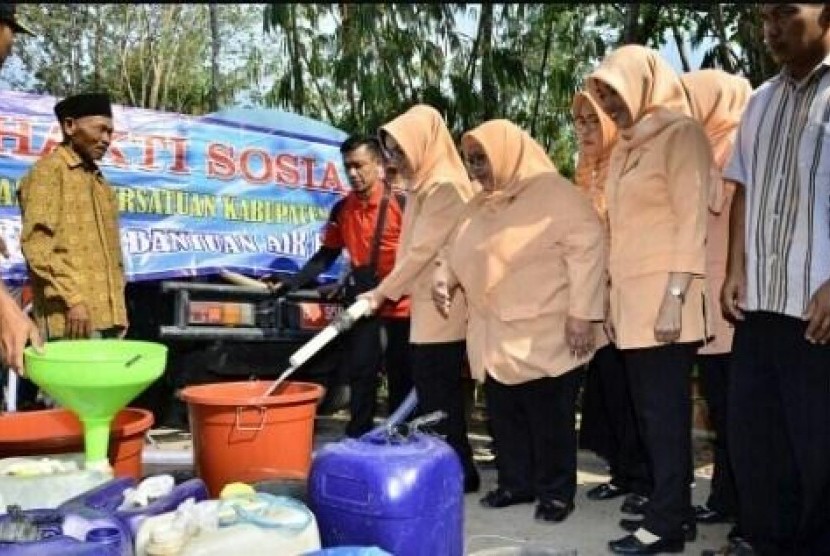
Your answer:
[270,135,411,437]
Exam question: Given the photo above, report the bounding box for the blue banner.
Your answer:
[0,91,349,285]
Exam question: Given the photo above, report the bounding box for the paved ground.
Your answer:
[144,410,733,556]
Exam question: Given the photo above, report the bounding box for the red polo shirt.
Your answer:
[322,181,410,318]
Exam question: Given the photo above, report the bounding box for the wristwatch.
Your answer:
[668,285,685,303]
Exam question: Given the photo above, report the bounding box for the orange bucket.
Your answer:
[179,380,324,497]
[0,407,154,479]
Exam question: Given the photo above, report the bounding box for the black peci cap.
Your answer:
[54,93,113,122]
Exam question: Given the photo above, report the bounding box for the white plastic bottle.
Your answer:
[135,494,320,556]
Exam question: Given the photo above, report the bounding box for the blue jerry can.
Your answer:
[0,506,130,556]
[309,426,464,556]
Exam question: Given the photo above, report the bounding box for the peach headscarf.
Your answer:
[456,119,567,295]
[681,69,752,213]
[588,45,690,150]
[379,104,470,195]
[460,119,556,208]
[571,90,617,219]
[681,70,751,168]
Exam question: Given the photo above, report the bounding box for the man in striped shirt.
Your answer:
[722,4,830,554]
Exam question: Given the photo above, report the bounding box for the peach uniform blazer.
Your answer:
[375,105,478,343]
[446,120,606,384]
[589,46,712,350]
[681,69,752,355]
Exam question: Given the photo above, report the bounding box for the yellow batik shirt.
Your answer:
[19,144,127,338]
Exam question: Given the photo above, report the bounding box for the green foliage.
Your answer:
[5,4,778,170]
[12,4,262,114]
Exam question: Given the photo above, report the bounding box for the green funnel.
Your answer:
[24,340,167,466]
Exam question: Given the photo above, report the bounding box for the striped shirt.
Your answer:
[724,59,830,318]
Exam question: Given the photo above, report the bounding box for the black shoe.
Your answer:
[621,493,649,515]
[479,487,534,508]
[726,526,757,555]
[701,536,757,556]
[619,518,697,542]
[587,482,630,501]
[694,504,733,524]
[464,470,481,493]
[534,499,574,523]
[727,538,757,555]
[727,525,743,542]
[608,533,684,554]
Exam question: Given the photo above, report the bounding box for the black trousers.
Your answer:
[696,352,738,517]
[623,342,697,539]
[728,312,830,555]
[410,341,476,478]
[581,344,651,496]
[485,369,583,504]
[343,316,413,438]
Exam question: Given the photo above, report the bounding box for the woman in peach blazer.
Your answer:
[680,69,752,529]
[359,104,480,492]
[588,45,712,554]
[434,119,605,523]
[572,90,652,512]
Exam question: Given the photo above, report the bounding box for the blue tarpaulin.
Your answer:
[0,91,349,285]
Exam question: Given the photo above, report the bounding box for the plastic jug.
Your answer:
[304,549,392,556]
[0,505,131,556]
[0,453,113,510]
[135,493,321,556]
[308,408,464,556]
[59,475,209,537]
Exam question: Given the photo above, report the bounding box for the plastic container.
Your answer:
[0,408,154,479]
[0,506,131,556]
[466,544,578,556]
[305,549,392,556]
[179,381,324,497]
[0,453,113,510]
[58,476,209,537]
[134,493,321,556]
[0,536,123,556]
[309,429,464,556]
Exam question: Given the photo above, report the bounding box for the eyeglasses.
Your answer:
[574,116,601,131]
[462,152,489,172]
[381,142,407,166]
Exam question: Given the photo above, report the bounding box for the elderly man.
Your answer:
[19,93,128,341]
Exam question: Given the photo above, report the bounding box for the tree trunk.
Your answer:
[530,11,554,136]
[711,4,735,72]
[92,6,102,90]
[119,8,138,106]
[639,5,662,45]
[69,8,80,93]
[289,5,305,114]
[208,3,220,111]
[297,37,337,123]
[621,3,641,45]
[480,3,497,120]
[670,9,691,72]
[465,5,483,83]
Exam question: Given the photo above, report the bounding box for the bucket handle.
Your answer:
[234,406,266,431]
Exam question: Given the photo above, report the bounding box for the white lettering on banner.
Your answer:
[265,229,321,258]
[121,227,321,258]
[123,228,261,255]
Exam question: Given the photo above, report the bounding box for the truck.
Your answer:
[0,92,352,425]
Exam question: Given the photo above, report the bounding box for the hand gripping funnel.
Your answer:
[24,340,167,467]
